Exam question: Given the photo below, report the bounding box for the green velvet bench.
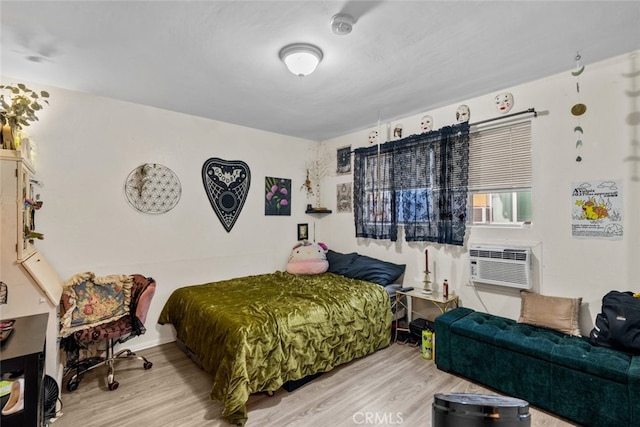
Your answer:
[435,307,640,427]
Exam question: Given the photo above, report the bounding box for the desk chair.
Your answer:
[60,274,156,391]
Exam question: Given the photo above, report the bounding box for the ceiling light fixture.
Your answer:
[279,43,323,77]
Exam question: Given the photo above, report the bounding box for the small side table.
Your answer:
[394,289,458,342]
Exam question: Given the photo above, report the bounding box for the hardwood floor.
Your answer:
[53,342,578,427]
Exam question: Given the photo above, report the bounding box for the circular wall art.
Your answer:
[124,163,181,214]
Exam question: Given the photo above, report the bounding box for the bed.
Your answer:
[158,261,399,426]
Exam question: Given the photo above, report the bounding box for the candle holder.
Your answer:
[423,249,432,294]
[422,270,433,294]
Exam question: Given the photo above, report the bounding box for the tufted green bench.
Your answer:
[435,307,640,427]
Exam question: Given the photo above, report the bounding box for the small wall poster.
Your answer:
[337,183,352,213]
[337,146,351,174]
[265,177,291,216]
[571,179,623,240]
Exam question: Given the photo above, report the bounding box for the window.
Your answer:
[471,190,532,224]
[467,121,532,226]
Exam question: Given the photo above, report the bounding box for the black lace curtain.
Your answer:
[353,123,470,245]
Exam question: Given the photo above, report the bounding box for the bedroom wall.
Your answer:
[317,51,639,332]
[0,78,317,374]
[2,50,638,378]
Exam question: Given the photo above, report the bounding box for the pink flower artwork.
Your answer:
[265,177,292,216]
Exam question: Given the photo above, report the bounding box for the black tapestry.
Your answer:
[354,123,470,245]
[202,158,251,232]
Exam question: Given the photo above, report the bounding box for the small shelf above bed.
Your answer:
[305,208,332,214]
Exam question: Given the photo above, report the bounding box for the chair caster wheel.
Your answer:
[67,379,80,392]
[144,361,153,370]
[108,381,119,390]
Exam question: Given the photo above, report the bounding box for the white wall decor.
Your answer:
[124,163,181,214]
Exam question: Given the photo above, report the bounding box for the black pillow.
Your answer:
[344,254,406,286]
[326,250,359,275]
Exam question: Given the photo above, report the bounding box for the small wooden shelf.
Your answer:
[305,209,332,214]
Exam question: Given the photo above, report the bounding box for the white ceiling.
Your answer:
[2,1,639,141]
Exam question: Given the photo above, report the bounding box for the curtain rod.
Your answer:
[469,107,537,126]
[350,107,537,154]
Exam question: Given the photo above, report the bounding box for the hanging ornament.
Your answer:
[571,102,587,116]
[571,64,585,77]
[571,53,586,162]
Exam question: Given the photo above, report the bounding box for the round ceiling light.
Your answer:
[279,43,323,77]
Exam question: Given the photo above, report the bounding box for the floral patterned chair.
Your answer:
[59,273,156,391]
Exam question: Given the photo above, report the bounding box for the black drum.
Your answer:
[433,393,531,427]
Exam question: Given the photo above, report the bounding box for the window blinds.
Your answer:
[468,120,532,191]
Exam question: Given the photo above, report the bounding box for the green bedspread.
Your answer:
[158,271,392,425]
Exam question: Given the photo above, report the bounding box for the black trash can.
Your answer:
[433,393,531,427]
[410,318,434,338]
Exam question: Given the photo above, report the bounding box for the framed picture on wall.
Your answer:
[297,223,309,241]
[337,182,352,213]
[337,146,351,175]
[265,177,291,216]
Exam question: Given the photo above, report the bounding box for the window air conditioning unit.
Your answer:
[469,245,532,289]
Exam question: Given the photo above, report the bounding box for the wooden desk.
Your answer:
[0,313,48,427]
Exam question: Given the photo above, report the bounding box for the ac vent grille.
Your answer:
[469,245,532,289]
[470,249,528,262]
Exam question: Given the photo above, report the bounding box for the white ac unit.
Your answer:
[469,245,532,289]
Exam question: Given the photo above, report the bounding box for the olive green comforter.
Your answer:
[158,271,392,425]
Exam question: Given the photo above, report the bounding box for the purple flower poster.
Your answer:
[265,177,291,216]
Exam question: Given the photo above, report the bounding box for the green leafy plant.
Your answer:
[0,83,50,130]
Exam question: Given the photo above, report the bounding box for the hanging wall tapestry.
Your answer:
[265,177,291,216]
[202,158,251,232]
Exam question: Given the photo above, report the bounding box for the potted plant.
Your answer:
[0,83,50,150]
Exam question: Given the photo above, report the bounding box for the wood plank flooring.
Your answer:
[52,342,578,427]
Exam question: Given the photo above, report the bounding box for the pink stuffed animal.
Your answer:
[286,241,329,275]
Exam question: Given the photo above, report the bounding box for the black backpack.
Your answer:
[590,291,640,354]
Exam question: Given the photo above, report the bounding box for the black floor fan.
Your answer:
[43,375,61,423]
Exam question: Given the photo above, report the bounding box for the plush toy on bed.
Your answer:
[286,241,329,275]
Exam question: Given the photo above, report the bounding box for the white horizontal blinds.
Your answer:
[468,121,532,191]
